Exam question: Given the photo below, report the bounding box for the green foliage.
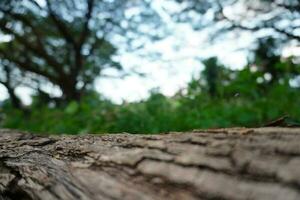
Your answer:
[1,54,299,135]
[1,81,299,134]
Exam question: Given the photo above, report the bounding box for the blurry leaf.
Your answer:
[65,101,79,115]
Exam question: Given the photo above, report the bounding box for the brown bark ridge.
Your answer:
[1,127,300,200]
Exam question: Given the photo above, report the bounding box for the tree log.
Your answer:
[1,127,300,200]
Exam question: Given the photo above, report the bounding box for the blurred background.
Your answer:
[0,0,299,134]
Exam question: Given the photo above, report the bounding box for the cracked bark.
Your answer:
[1,127,300,200]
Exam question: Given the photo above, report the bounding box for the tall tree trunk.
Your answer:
[59,79,81,103]
[6,87,22,109]
[1,127,300,200]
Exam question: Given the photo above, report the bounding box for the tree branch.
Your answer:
[272,26,300,41]
[28,0,44,10]
[273,2,300,12]
[215,1,300,41]
[0,20,65,76]
[0,49,58,84]
[73,0,95,78]
[78,0,94,48]
[0,8,44,50]
[45,0,78,49]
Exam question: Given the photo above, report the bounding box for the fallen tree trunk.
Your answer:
[1,127,300,200]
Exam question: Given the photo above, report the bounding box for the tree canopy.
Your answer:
[172,0,300,45]
[0,0,161,106]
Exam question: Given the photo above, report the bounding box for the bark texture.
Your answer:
[1,127,300,200]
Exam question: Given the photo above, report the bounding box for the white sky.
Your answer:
[95,26,249,103]
[0,32,249,104]
[0,0,252,104]
[94,1,251,104]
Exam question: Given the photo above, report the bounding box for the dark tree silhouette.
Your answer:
[172,0,300,44]
[0,0,161,105]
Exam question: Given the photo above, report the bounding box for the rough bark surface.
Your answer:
[1,127,300,200]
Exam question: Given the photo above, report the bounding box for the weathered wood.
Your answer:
[1,127,300,200]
